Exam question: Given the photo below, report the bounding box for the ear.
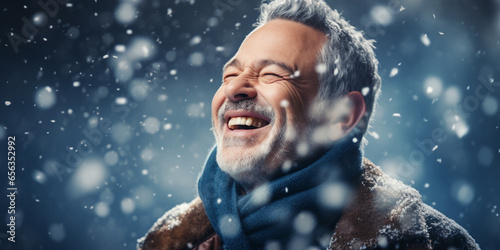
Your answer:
[328,91,366,141]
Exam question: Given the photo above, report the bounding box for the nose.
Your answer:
[224,75,257,102]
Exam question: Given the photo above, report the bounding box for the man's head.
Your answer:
[211,0,381,189]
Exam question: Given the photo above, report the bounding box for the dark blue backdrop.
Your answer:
[0,0,499,249]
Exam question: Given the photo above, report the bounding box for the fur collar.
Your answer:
[138,158,476,249]
[137,197,215,249]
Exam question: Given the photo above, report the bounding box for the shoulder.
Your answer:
[421,203,479,249]
[137,197,215,250]
[330,158,479,249]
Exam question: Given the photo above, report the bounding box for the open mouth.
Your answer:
[227,116,270,130]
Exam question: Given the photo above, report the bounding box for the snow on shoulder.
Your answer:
[329,158,480,249]
[137,199,196,249]
[137,197,216,250]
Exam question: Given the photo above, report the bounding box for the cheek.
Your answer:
[260,86,290,109]
[261,85,308,124]
[272,85,308,114]
[211,88,225,121]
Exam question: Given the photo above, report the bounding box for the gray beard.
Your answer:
[213,98,338,189]
[213,100,296,188]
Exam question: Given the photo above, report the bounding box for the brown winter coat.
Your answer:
[138,158,479,250]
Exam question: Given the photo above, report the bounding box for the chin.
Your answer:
[212,109,305,187]
[215,138,273,185]
[214,130,299,188]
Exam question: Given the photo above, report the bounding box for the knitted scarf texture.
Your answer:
[198,139,362,249]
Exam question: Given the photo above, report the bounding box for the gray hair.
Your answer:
[256,0,381,134]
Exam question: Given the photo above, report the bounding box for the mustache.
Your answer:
[218,99,275,122]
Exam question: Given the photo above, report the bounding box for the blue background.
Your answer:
[0,0,499,249]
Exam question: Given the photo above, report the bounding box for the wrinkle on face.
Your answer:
[211,19,327,189]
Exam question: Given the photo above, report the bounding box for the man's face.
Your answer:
[211,19,327,188]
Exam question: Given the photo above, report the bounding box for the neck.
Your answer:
[235,141,350,194]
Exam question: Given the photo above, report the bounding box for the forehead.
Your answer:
[226,19,326,72]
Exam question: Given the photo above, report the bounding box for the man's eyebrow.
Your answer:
[222,58,295,75]
[223,58,240,72]
[257,59,295,75]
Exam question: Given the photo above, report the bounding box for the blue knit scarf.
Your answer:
[198,139,362,249]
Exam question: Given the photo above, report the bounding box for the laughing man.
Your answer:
[138,0,479,249]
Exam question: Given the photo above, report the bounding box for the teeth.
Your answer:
[228,116,268,129]
[245,118,253,126]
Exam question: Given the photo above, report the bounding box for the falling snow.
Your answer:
[420,34,431,46]
[35,86,56,109]
[1,0,497,249]
[389,67,399,77]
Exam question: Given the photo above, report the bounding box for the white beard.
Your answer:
[212,97,347,188]
[213,101,297,187]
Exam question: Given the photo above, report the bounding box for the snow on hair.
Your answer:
[256,0,381,133]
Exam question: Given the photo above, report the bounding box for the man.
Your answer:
[138,0,479,249]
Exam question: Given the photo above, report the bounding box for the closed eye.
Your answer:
[223,74,238,83]
[263,73,282,77]
[260,73,284,83]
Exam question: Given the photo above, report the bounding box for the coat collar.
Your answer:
[330,158,431,249]
[137,197,215,250]
[138,158,431,249]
